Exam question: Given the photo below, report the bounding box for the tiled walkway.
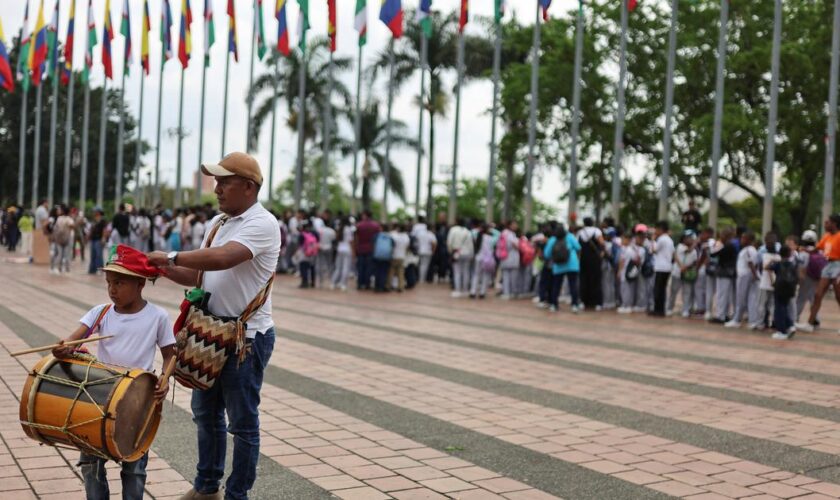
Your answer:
[3,261,840,499]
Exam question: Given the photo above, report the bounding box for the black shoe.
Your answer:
[709,318,726,324]
[479,295,486,299]
[469,294,476,299]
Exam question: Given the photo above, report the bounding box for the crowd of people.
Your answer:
[4,197,839,342]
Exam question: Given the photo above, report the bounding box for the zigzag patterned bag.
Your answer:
[173,216,274,390]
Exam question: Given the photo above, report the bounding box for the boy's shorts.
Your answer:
[821,261,840,280]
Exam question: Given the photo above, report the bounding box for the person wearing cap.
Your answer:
[147,152,281,500]
[52,244,175,500]
[668,229,698,318]
[800,214,840,332]
[650,221,675,317]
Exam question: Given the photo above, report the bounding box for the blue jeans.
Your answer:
[88,240,103,274]
[79,451,148,500]
[538,264,552,303]
[373,259,391,291]
[550,272,580,308]
[356,253,373,289]
[773,294,792,333]
[192,328,275,500]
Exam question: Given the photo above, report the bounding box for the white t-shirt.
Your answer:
[620,244,645,282]
[391,231,411,260]
[337,225,355,254]
[653,234,675,273]
[577,226,602,243]
[80,302,174,371]
[191,221,206,249]
[416,229,436,256]
[319,226,337,251]
[759,253,781,291]
[736,245,758,277]
[672,243,698,276]
[201,203,281,338]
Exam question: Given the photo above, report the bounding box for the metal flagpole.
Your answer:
[708,0,728,231]
[175,66,185,206]
[221,47,230,156]
[382,39,396,221]
[18,86,28,206]
[611,0,629,222]
[133,74,144,203]
[416,34,427,220]
[658,0,678,220]
[79,77,90,207]
[294,50,306,211]
[568,0,584,222]
[523,0,541,232]
[63,75,75,204]
[96,78,108,208]
[486,21,501,224]
[197,50,208,202]
[245,0,256,151]
[268,61,278,205]
[762,0,782,236]
[352,42,363,214]
[48,64,60,207]
[32,83,44,209]
[154,53,164,205]
[823,0,840,225]
[449,33,465,225]
[321,51,334,211]
[115,69,126,207]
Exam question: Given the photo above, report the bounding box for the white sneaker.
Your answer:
[681,311,691,318]
[451,291,462,298]
[549,305,558,313]
[339,285,347,292]
[595,305,603,312]
[500,294,512,300]
[535,302,549,310]
[771,331,791,340]
[617,307,632,314]
[748,323,762,331]
[532,296,541,304]
[571,305,581,314]
[704,312,712,321]
[795,322,814,333]
[633,307,647,313]
[724,320,741,328]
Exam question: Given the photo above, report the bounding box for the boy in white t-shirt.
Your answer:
[53,245,175,500]
[750,233,781,330]
[726,232,758,327]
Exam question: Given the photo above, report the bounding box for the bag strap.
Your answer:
[197,215,230,287]
[83,304,112,340]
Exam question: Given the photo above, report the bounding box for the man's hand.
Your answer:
[52,339,75,359]
[154,376,169,401]
[146,251,169,268]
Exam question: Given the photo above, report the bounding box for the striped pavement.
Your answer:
[2,261,840,499]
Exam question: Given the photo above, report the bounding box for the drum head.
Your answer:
[113,372,159,460]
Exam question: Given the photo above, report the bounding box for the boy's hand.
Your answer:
[52,340,74,359]
[154,376,169,401]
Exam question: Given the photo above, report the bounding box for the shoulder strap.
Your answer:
[83,304,112,340]
[197,215,230,287]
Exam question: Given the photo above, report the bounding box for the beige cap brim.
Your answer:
[201,163,236,178]
[101,264,148,279]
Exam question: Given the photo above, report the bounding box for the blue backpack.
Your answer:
[373,233,394,261]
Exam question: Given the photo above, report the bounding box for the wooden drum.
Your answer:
[20,354,161,462]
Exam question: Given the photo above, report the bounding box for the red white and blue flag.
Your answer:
[379,0,402,38]
[102,0,114,79]
[0,18,14,92]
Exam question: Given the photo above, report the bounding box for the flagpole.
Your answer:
[321,50,333,211]
[448,33,464,225]
[267,59,277,206]
[568,0,584,223]
[382,39,396,221]
[154,55,164,205]
[115,69,126,207]
[658,0,678,220]
[294,48,306,211]
[32,83,44,209]
[823,0,840,226]
[48,68,60,207]
[246,0,256,151]
[487,17,501,224]
[762,0,782,236]
[352,42,363,214]
[96,77,108,208]
[62,75,75,204]
[197,59,207,202]
[611,0,629,222]
[708,0,728,231]
[18,86,29,206]
[415,34,427,220]
[80,77,91,208]
[175,66,185,206]
[134,74,144,203]
[523,0,541,233]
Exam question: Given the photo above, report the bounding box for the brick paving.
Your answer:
[3,262,840,498]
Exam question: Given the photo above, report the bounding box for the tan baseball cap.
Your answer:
[201,152,263,186]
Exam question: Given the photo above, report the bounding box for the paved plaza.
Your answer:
[2,261,840,499]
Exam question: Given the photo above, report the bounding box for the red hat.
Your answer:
[102,245,164,281]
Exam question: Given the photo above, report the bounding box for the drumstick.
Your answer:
[9,335,114,357]
[134,356,177,448]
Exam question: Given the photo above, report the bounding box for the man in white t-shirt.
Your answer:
[316,224,337,287]
[415,225,437,283]
[727,232,758,327]
[148,152,281,500]
[651,221,675,317]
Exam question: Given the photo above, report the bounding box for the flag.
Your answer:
[379,0,402,38]
[296,0,309,52]
[227,0,238,61]
[539,0,551,21]
[204,0,214,66]
[121,0,132,76]
[354,0,366,47]
[493,0,505,25]
[178,0,192,68]
[628,0,638,11]
[276,0,289,56]
[83,0,97,84]
[29,0,48,86]
[17,2,31,90]
[255,0,266,59]
[161,0,174,62]
[458,0,467,33]
[46,0,59,81]
[102,0,114,79]
[141,0,151,74]
[418,0,431,38]
[327,0,336,52]
[62,0,75,84]
[0,18,14,92]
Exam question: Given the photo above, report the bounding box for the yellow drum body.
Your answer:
[20,354,161,462]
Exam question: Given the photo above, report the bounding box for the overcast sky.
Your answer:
[2,0,582,214]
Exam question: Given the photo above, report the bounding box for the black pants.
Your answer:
[653,272,670,315]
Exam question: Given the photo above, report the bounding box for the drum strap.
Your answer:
[83,304,112,340]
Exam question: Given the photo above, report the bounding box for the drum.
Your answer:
[19,354,161,462]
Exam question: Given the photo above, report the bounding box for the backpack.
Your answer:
[479,249,497,273]
[774,261,798,300]
[373,233,394,261]
[806,252,828,280]
[551,236,570,264]
[302,232,319,257]
[706,251,719,277]
[641,251,655,278]
[519,237,536,266]
[625,261,640,282]
[495,233,509,261]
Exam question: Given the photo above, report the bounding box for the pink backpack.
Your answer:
[495,233,509,261]
[519,236,536,266]
[302,232,319,257]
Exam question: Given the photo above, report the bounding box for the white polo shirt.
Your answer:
[201,203,281,338]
